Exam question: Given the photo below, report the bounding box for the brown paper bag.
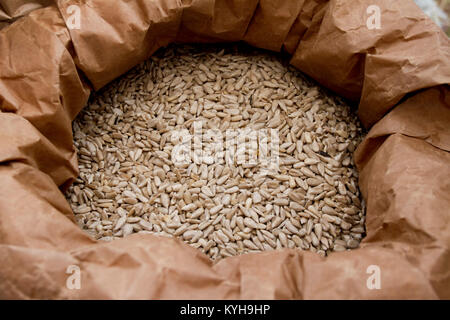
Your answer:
[0,0,449,299]
[0,0,54,28]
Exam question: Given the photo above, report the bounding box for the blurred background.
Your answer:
[415,0,450,35]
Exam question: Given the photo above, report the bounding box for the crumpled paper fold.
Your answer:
[0,0,449,299]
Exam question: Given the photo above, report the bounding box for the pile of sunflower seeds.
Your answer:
[66,44,366,260]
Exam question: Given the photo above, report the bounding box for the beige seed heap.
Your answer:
[67,44,366,260]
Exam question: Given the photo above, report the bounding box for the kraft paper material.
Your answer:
[0,0,449,299]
